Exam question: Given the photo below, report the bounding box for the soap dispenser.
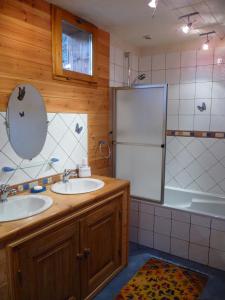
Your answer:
[78,157,91,178]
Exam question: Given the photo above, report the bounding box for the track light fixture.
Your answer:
[199,31,216,51]
[148,0,158,8]
[179,12,199,34]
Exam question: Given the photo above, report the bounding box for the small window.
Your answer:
[52,6,98,83]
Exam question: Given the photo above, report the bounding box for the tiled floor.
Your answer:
[94,242,225,300]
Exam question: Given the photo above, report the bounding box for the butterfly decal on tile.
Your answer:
[75,123,83,134]
[17,86,26,101]
[197,102,206,112]
[19,111,25,118]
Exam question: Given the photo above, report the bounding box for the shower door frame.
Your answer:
[112,84,168,204]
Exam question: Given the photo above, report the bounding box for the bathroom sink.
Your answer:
[0,195,53,222]
[51,178,105,195]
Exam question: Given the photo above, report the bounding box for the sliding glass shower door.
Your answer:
[113,85,167,202]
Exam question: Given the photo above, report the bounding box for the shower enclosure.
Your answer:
[113,85,168,203]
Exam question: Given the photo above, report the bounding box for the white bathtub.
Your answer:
[164,186,225,219]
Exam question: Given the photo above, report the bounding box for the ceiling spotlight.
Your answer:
[200,31,216,51]
[182,23,192,34]
[202,41,209,51]
[179,12,199,34]
[148,0,157,8]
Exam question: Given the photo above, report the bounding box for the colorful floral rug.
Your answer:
[115,258,207,300]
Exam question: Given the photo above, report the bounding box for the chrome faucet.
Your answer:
[0,184,17,202]
[62,169,77,183]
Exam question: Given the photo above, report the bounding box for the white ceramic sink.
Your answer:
[51,178,105,195]
[0,195,53,222]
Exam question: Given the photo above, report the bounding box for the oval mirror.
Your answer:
[7,84,48,160]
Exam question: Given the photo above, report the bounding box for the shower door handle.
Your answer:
[161,144,165,148]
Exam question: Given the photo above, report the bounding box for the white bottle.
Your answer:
[79,157,91,177]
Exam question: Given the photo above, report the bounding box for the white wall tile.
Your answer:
[168,84,179,100]
[190,224,210,246]
[213,65,225,81]
[139,56,151,72]
[171,238,189,258]
[210,230,225,251]
[209,248,225,271]
[179,100,195,115]
[181,50,197,67]
[115,65,124,83]
[140,212,154,231]
[140,201,155,214]
[171,220,190,241]
[130,210,139,227]
[168,100,179,115]
[214,47,225,65]
[179,115,194,130]
[212,81,225,98]
[210,116,225,131]
[166,69,180,84]
[211,99,225,115]
[152,70,166,84]
[152,53,165,70]
[167,116,179,130]
[197,49,213,66]
[196,65,213,82]
[166,52,180,69]
[115,47,124,66]
[155,206,171,218]
[154,233,170,252]
[129,226,138,243]
[180,83,195,99]
[211,218,225,232]
[189,243,209,264]
[154,216,171,236]
[181,67,196,83]
[195,82,212,98]
[139,229,154,248]
[131,199,139,211]
[194,116,210,131]
[172,210,190,223]
[191,214,211,227]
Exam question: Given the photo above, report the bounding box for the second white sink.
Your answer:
[51,178,104,195]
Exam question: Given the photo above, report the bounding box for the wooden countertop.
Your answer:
[0,176,129,246]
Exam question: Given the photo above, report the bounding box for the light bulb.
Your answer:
[202,42,209,51]
[148,0,157,8]
[182,23,191,34]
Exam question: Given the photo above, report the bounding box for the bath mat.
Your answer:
[115,258,207,300]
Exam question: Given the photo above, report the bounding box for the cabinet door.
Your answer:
[80,193,122,298]
[9,221,80,300]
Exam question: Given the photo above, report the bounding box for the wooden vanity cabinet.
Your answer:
[80,194,122,299]
[8,221,80,300]
[7,190,127,300]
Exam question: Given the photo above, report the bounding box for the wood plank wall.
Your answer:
[0,0,111,176]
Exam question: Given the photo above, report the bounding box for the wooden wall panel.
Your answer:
[0,0,111,176]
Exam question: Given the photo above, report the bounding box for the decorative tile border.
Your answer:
[12,174,63,194]
[167,130,225,139]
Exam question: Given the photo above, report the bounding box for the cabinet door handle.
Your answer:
[67,296,76,300]
[83,248,91,257]
[17,269,23,286]
[76,253,84,259]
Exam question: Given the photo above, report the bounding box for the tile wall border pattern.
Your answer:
[167,130,225,139]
